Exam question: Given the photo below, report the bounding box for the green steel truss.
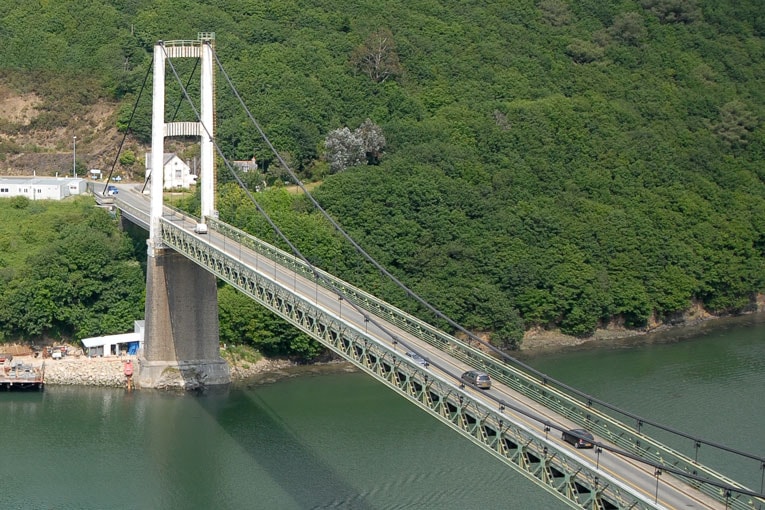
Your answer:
[113,196,761,509]
[159,218,658,509]
[206,217,763,510]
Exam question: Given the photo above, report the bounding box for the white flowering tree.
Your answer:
[324,127,365,173]
[357,118,386,165]
[324,119,386,173]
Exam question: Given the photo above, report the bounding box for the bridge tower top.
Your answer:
[160,32,215,51]
[149,34,215,251]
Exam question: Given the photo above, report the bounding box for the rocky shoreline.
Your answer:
[5,354,302,388]
[518,298,765,357]
[6,307,763,388]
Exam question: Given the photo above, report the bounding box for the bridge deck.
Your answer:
[110,186,760,510]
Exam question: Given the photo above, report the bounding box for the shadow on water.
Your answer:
[2,374,558,509]
[190,382,379,510]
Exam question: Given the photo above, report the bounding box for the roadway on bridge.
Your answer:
[114,185,724,509]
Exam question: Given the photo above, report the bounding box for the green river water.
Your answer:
[1,313,763,510]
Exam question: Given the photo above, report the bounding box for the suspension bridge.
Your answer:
[94,33,764,510]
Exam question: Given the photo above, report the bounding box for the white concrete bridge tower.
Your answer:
[138,33,229,389]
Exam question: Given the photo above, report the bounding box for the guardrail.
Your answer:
[162,219,660,510]
[111,202,761,509]
[206,216,763,510]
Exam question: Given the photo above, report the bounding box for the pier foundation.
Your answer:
[137,245,229,389]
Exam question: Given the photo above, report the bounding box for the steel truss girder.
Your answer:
[159,219,656,510]
[205,217,759,510]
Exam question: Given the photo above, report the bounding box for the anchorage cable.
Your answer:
[103,55,153,195]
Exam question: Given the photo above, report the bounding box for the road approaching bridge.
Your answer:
[110,185,762,510]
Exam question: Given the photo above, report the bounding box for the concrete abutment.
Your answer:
[137,245,230,389]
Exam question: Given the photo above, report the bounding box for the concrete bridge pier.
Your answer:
[137,243,230,389]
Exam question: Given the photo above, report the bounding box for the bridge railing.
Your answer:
[206,216,761,509]
[162,219,660,510]
[116,204,760,507]
[112,194,761,509]
[114,198,150,228]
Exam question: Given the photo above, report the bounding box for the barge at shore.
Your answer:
[1,362,45,390]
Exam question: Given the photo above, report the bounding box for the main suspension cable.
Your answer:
[158,42,765,485]
[208,45,765,475]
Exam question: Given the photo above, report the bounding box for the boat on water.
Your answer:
[0,360,44,391]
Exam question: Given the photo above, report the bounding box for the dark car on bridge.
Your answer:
[562,428,595,449]
[461,370,491,389]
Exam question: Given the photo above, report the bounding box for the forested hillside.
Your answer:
[2,0,764,349]
[0,197,145,342]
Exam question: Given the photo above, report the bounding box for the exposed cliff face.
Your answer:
[0,82,130,177]
[0,88,40,126]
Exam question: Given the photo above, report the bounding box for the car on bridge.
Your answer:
[561,428,595,449]
[405,351,429,367]
[461,370,491,389]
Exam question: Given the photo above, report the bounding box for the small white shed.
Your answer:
[81,321,145,357]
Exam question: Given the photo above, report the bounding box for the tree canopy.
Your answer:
[0,198,145,342]
[2,0,764,347]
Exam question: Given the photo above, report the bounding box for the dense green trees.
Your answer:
[0,198,145,342]
[2,0,764,348]
[218,285,323,360]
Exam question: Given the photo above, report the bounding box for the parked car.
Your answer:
[405,351,429,367]
[561,428,595,449]
[461,370,491,389]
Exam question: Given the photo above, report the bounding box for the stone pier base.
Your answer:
[137,359,230,390]
[137,245,230,390]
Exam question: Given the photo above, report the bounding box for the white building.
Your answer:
[232,157,258,173]
[0,177,87,200]
[145,152,197,190]
[81,321,145,357]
